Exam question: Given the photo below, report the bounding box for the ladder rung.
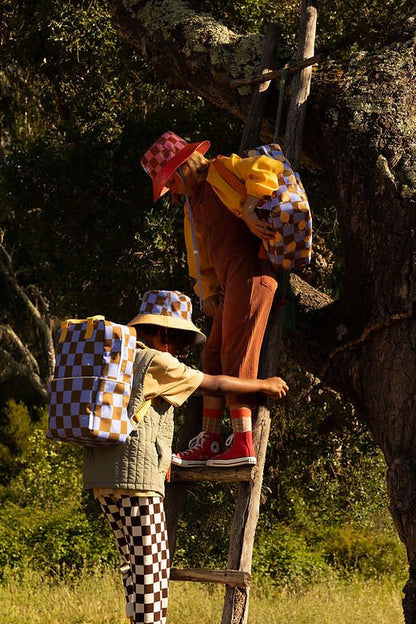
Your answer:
[170,465,255,483]
[170,568,251,587]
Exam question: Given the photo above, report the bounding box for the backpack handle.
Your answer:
[59,315,105,342]
[212,157,248,199]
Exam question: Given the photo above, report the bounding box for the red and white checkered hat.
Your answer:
[128,290,206,344]
[141,131,210,201]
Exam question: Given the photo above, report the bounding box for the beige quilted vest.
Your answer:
[83,345,174,497]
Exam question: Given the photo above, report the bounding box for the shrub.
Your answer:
[252,523,332,587]
[0,402,116,577]
[323,524,406,580]
[0,501,117,576]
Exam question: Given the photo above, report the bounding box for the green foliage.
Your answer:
[251,507,405,587]
[253,523,332,586]
[0,0,242,331]
[0,501,116,577]
[300,166,343,297]
[196,0,413,54]
[254,402,406,584]
[173,482,236,568]
[315,0,412,53]
[0,401,84,506]
[323,524,405,580]
[0,400,33,456]
[173,401,406,586]
[264,398,388,526]
[0,401,116,577]
[0,398,406,584]
[8,424,82,509]
[0,401,35,490]
[193,0,298,46]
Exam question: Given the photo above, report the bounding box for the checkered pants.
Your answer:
[97,495,170,623]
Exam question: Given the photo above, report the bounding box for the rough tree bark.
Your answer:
[108,1,416,619]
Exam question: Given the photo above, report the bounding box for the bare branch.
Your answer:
[0,323,41,376]
[0,234,55,381]
[0,346,48,401]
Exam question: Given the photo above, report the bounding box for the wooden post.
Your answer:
[221,406,271,624]
[222,3,317,623]
[239,23,280,153]
[284,0,317,168]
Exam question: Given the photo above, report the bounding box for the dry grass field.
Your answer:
[0,567,406,623]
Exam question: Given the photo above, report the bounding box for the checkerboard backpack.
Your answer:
[47,316,141,446]
[212,143,312,271]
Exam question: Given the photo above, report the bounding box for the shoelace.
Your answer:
[224,433,234,448]
[182,431,209,455]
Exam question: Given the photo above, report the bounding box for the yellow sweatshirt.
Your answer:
[184,153,284,299]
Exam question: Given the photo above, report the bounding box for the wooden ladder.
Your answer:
[164,290,287,624]
[165,3,317,622]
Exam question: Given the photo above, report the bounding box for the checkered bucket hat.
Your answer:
[128,290,206,344]
[141,131,210,201]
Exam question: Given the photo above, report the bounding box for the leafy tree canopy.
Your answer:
[0,0,242,326]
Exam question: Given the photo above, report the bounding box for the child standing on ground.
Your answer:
[83,289,288,624]
[141,132,285,467]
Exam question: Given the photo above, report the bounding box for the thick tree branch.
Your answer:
[108,1,416,402]
[109,0,263,118]
[0,320,48,400]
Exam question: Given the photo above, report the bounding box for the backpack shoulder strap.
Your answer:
[211,157,248,199]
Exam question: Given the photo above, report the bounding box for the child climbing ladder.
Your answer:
[141,132,288,466]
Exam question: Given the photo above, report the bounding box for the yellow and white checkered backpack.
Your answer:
[47,316,138,446]
[213,142,312,271]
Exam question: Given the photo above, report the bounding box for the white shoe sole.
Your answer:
[171,455,207,467]
[206,457,257,467]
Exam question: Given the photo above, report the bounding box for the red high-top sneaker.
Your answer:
[172,431,221,467]
[206,431,256,467]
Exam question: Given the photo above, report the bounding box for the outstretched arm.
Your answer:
[199,374,289,400]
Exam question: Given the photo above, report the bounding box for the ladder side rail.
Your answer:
[239,23,280,154]
[221,406,271,623]
[284,0,317,169]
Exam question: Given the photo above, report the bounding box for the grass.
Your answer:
[246,579,405,624]
[0,567,406,623]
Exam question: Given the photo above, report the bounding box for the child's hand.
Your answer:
[262,377,289,399]
[241,197,275,241]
